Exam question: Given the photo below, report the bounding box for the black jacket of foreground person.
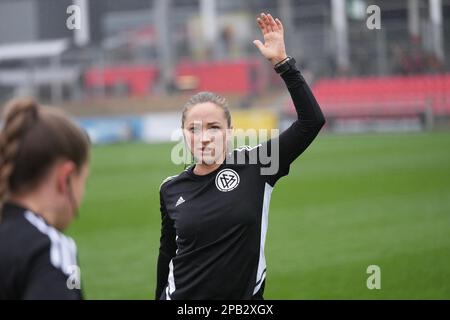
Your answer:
[0,203,82,299]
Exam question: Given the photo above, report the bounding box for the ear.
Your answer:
[56,161,76,194]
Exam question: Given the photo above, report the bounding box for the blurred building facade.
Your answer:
[0,0,449,104]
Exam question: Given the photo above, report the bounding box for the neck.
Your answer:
[193,151,228,176]
[9,193,60,229]
[193,162,221,176]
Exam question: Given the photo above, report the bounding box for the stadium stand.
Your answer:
[85,65,159,97]
[285,74,450,118]
[84,59,266,97]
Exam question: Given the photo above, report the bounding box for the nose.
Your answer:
[200,129,212,143]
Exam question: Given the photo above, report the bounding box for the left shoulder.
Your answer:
[23,211,78,276]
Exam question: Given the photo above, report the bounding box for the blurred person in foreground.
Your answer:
[0,98,90,299]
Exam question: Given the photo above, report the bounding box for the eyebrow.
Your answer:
[188,121,222,127]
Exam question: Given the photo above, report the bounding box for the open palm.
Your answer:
[253,13,288,66]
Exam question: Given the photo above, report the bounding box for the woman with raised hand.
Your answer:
[156,13,325,300]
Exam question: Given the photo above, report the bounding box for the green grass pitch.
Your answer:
[67,132,450,299]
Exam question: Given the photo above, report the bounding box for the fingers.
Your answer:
[275,17,284,32]
[258,13,270,34]
[256,17,268,35]
[267,13,279,32]
[253,39,265,53]
[258,13,281,33]
[261,13,273,32]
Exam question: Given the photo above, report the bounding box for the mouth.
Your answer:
[199,147,215,155]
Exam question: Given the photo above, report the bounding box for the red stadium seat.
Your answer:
[85,65,159,97]
[286,74,450,117]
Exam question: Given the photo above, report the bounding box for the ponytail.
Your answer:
[0,98,38,221]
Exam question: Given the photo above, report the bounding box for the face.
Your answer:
[183,102,232,166]
[58,161,89,230]
[70,163,89,211]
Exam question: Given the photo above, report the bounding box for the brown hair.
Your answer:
[181,92,231,128]
[0,98,90,220]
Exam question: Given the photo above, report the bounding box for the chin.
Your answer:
[200,155,219,166]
